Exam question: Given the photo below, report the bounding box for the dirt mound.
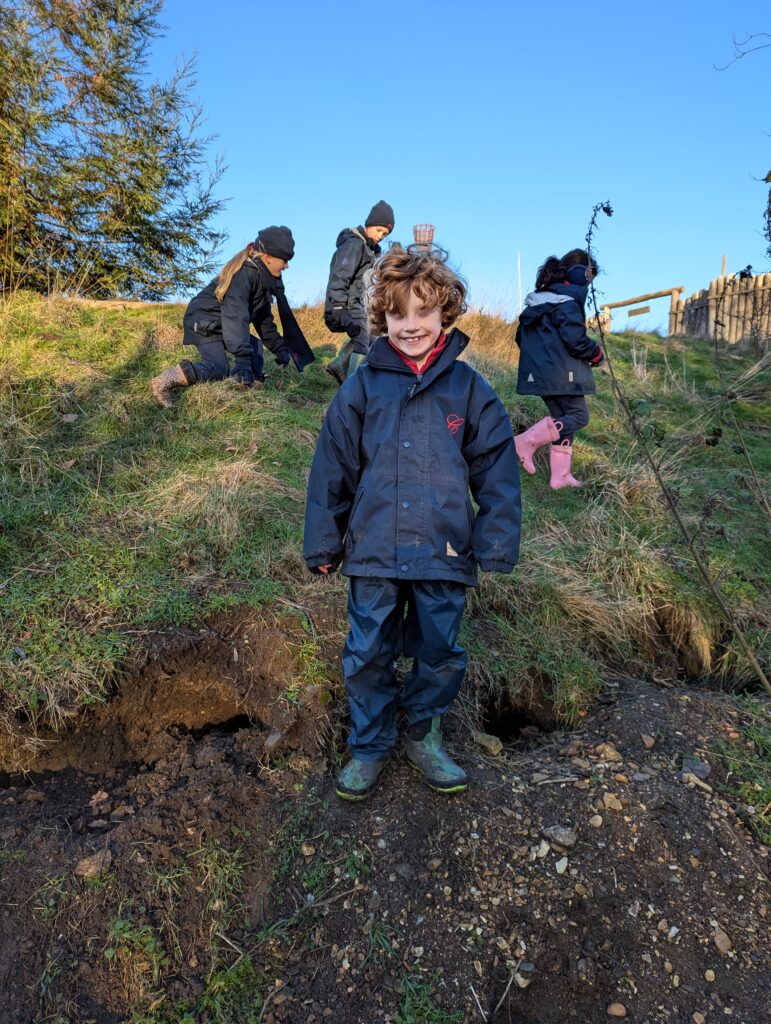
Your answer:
[0,609,336,775]
[0,676,767,1023]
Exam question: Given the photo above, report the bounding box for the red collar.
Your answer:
[387,333,447,374]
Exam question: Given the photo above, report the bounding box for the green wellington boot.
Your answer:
[335,757,387,801]
[346,352,367,378]
[405,717,468,794]
[325,340,353,385]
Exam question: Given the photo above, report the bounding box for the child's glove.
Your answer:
[233,358,255,386]
[273,344,291,367]
[342,314,362,338]
[588,347,605,366]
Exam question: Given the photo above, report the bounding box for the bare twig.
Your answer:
[585,201,771,699]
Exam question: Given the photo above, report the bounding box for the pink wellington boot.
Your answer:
[514,416,561,475]
[549,440,582,489]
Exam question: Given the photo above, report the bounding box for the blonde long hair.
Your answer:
[215,247,267,302]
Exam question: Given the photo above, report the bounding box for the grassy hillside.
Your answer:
[0,293,768,742]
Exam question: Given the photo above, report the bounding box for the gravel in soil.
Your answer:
[0,671,768,1024]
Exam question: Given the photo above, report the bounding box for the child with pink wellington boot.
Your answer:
[514,249,604,488]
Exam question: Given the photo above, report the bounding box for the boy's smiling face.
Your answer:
[386,287,443,368]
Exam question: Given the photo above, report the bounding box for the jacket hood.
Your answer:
[335,226,378,251]
[519,283,587,325]
[367,327,469,375]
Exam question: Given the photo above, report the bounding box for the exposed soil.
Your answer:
[0,619,767,1024]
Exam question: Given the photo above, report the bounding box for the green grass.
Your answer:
[395,975,465,1024]
[711,696,771,844]
[1,294,769,738]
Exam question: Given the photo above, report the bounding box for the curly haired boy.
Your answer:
[304,245,521,800]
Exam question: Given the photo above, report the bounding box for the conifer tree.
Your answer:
[0,0,224,298]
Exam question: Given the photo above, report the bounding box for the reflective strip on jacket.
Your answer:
[515,283,601,396]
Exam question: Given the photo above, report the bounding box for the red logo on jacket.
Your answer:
[446,414,464,436]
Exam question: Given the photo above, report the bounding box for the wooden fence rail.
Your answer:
[593,274,771,343]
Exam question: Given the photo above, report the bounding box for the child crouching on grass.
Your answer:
[303,245,521,801]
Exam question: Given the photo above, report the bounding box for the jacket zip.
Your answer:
[408,373,423,400]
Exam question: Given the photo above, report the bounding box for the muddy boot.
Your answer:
[346,352,367,378]
[514,416,561,475]
[405,717,468,794]
[326,341,353,385]
[150,360,196,408]
[549,440,582,489]
[335,757,387,801]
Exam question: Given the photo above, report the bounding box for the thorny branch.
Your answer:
[584,201,771,698]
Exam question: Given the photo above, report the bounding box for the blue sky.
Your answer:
[148,0,769,330]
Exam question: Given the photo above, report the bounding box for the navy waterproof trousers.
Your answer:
[542,394,590,442]
[191,337,265,382]
[343,576,467,761]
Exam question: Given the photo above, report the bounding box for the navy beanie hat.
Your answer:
[255,225,295,261]
[365,200,395,230]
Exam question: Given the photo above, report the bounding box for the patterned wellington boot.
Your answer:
[150,360,196,407]
[514,416,561,475]
[405,717,468,794]
[325,340,353,385]
[335,757,387,801]
[549,440,582,489]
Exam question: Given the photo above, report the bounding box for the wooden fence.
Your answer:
[591,274,771,344]
[671,274,771,344]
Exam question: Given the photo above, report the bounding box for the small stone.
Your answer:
[607,1003,627,1018]
[657,919,669,933]
[603,793,623,812]
[74,849,112,878]
[427,857,442,871]
[560,740,582,757]
[704,969,715,982]
[542,825,577,848]
[682,756,711,780]
[536,840,550,858]
[264,728,285,754]
[89,790,109,805]
[632,772,651,782]
[693,1014,705,1024]
[555,857,568,875]
[301,843,316,857]
[23,791,44,803]
[641,733,656,749]
[589,814,603,828]
[109,805,134,822]
[595,743,623,763]
[88,819,110,829]
[664,960,673,973]
[395,863,414,881]
[713,926,732,954]
[472,730,503,756]
[413,946,424,958]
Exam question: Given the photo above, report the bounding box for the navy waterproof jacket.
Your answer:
[182,256,284,359]
[515,283,602,396]
[303,329,521,587]
[323,228,381,331]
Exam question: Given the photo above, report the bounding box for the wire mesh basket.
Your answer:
[413,223,435,245]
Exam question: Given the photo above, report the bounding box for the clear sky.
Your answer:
[147,0,769,330]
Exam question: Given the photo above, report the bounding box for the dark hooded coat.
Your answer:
[182,255,284,359]
[323,227,381,331]
[303,329,521,587]
[515,283,602,395]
